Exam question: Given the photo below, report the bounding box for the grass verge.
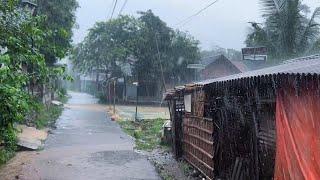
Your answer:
[0,125,17,165]
[118,118,167,151]
[34,95,68,129]
[0,95,68,166]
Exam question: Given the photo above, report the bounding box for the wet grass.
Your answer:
[180,160,194,176]
[0,148,16,166]
[35,95,68,129]
[118,118,167,151]
[35,105,62,129]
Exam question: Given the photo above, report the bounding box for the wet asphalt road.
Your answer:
[23,92,159,180]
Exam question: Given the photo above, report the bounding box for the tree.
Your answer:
[37,0,79,65]
[72,15,140,80]
[0,0,74,163]
[246,0,320,61]
[169,30,201,83]
[133,10,200,92]
[0,0,52,160]
[72,10,200,97]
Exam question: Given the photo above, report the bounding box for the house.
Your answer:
[165,55,320,180]
[200,55,247,80]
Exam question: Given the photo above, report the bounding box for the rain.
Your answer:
[1,0,320,180]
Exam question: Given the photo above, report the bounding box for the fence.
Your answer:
[183,115,214,179]
[169,84,277,180]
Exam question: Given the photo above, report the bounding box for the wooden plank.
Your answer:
[184,114,213,121]
[183,123,212,134]
[184,155,213,180]
[184,151,214,171]
[183,140,214,159]
[184,133,213,145]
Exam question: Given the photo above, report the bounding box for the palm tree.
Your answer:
[246,0,320,61]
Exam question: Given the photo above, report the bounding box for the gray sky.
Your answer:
[73,0,320,51]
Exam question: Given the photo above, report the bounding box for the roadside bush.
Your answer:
[34,100,65,129]
[118,118,167,151]
[97,93,108,104]
[0,0,70,164]
[0,125,17,165]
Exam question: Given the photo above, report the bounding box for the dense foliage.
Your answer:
[37,0,78,65]
[72,10,200,91]
[0,1,45,154]
[246,0,320,62]
[0,0,77,164]
[73,15,140,79]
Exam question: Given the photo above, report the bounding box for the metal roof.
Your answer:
[197,55,320,85]
[201,55,225,66]
[164,55,320,100]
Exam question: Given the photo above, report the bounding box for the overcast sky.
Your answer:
[73,0,320,51]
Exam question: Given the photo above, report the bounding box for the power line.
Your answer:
[108,0,115,20]
[175,0,219,27]
[110,0,118,19]
[118,0,128,16]
[155,33,167,92]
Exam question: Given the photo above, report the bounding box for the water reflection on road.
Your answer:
[24,92,159,180]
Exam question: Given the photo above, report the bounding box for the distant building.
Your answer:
[200,55,247,80]
[241,46,268,70]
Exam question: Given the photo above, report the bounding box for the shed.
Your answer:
[165,55,320,180]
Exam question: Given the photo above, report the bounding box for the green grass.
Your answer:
[0,125,17,166]
[0,95,68,166]
[35,104,63,129]
[180,161,193,175]
[118,118,167,151]
[0,148,16,166]
[35,95,68,129]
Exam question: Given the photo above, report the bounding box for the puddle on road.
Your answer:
[89,150,143,166]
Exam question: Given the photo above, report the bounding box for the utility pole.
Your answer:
[113,79,116,114]
[133,82,139,121]
[155,33,167,92]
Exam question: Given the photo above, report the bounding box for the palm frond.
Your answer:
[298,7,320,52]
[260,0,285,16]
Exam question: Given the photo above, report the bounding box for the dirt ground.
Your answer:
[108,105,170,120]
[0,151,40,180]
[144,148,205,180]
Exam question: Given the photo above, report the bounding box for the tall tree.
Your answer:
[0,0,63,159]
[72,15,140,80]
[169,30,200,83]
[133,10,200,92]
[37,0,79,65]
[132,10,174,92]
[72,10,200,97]
[246,0,320,61]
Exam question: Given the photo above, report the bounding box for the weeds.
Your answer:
[34,104,63,129]
[118,118,166,151]
[34,95,67,129]
[0,125,17,165]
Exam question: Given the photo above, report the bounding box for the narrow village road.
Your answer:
[21,92,160,180]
